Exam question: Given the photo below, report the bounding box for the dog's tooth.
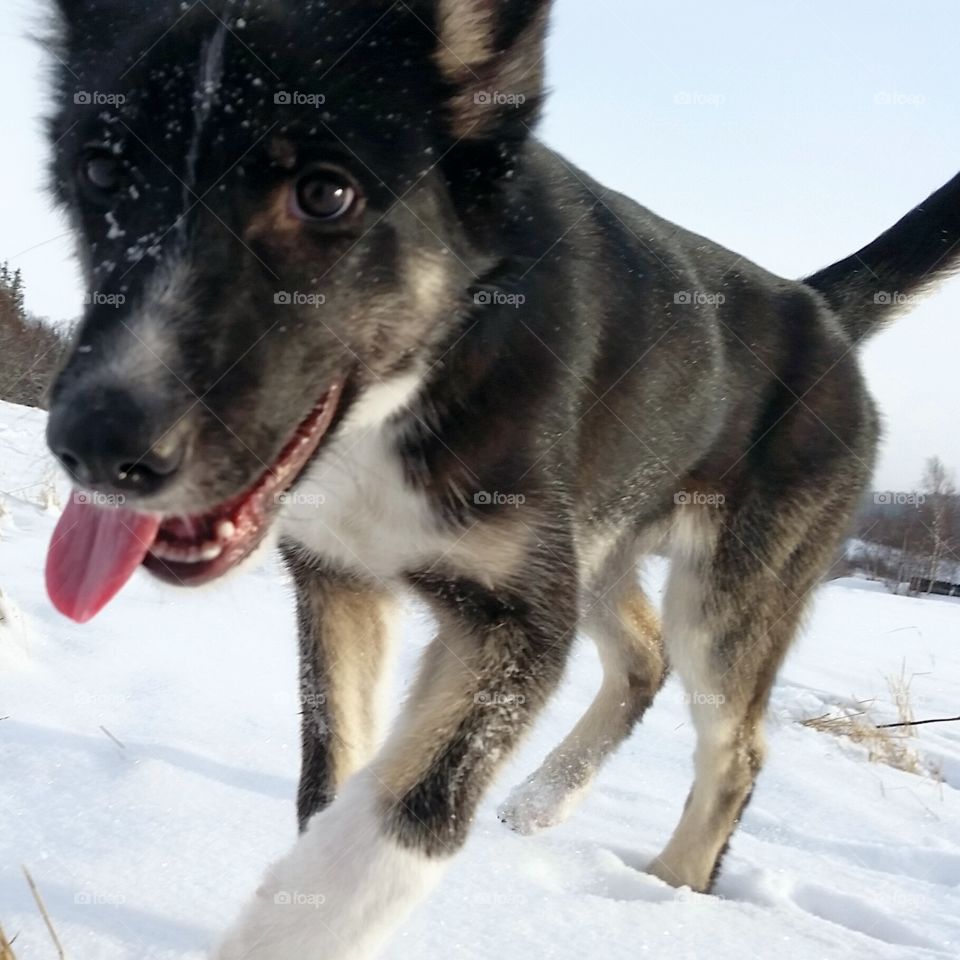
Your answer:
[159,545,188,561]
[199,541,224,562]
[151,543,181,561]
[216,520,237,541]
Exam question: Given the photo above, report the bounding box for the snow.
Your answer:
[1,396,958,959]
[105,212,125,241]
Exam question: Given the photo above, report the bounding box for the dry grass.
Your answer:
[22,867,64,959]
[0,922,17,960]
[2,868,66,960]
[800,668,938,778]
[36,477,60,513]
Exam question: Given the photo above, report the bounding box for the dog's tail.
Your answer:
[804,171,960,343]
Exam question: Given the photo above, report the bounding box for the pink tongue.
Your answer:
[46,495,162,623]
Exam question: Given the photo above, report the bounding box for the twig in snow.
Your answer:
[99,725,125,750]
[876,715,960,729]
[21,866,64,959]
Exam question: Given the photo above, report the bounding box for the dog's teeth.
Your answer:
[216,520,237,541]
[151,540,224,564]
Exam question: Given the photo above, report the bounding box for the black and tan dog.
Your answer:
[43,0,960,956]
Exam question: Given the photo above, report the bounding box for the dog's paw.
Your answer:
[497,773,590,835]
[213,773,442,960]
[646,851,710,893]
[213,840,375,960]
[214,885,324,960]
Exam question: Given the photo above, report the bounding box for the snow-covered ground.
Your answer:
[2,397,958,960]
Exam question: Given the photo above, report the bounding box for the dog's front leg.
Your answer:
[215,548,577,960]
[285,551,396,830]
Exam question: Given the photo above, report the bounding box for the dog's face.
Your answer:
[45,0,551,590]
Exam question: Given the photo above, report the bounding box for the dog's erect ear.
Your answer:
[50,0,118,37]
[432,0,553,141]
[51,0,87,26]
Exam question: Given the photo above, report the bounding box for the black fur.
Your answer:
[806,171,960,340]
[42,1,960,949]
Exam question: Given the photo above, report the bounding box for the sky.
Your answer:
[1,0,958,490]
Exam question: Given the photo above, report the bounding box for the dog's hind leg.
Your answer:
[499,539,665,834]
[649,473,868,892]
[284,549,395,830]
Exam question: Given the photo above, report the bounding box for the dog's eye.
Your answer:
[292,167,359,221]
[80,150,123,195]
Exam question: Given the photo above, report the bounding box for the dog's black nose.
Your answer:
[48,387,184,498]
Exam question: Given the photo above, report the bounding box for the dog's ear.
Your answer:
[432,0,553,141]
[51,0,87,26]
[50,0,116,37]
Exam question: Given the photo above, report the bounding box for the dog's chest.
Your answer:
[279,425,445,580]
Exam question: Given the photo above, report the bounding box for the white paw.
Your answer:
[497,772,590,835]
[214,773,442,960]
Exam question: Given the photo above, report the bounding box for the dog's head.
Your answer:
[44,0,553,598]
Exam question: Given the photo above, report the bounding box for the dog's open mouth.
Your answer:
[46,383,342,623]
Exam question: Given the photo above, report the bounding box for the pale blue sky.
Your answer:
[2,0,958,489]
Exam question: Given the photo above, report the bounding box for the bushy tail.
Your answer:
[805,171,960,342]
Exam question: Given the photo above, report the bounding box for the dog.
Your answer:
[43,1,960,957]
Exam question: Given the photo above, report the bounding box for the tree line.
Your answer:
[845,456,960,595]
[0,262,70,408]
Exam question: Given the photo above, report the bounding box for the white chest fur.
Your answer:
[279,374,447,580]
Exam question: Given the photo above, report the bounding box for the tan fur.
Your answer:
[433,0,496,81]
[620,590,661,650]
[439,513,537,589]
[434,1,550,139]
[374,613,484,797]
[408,253,455,317]
[300,579,396,787]
[649,711,765,890]
[499,542,665,833]
[243,184,298,244]
[649,486,860,891]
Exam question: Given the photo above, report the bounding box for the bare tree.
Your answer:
[848,463,960,596]
[920,456,957,593]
